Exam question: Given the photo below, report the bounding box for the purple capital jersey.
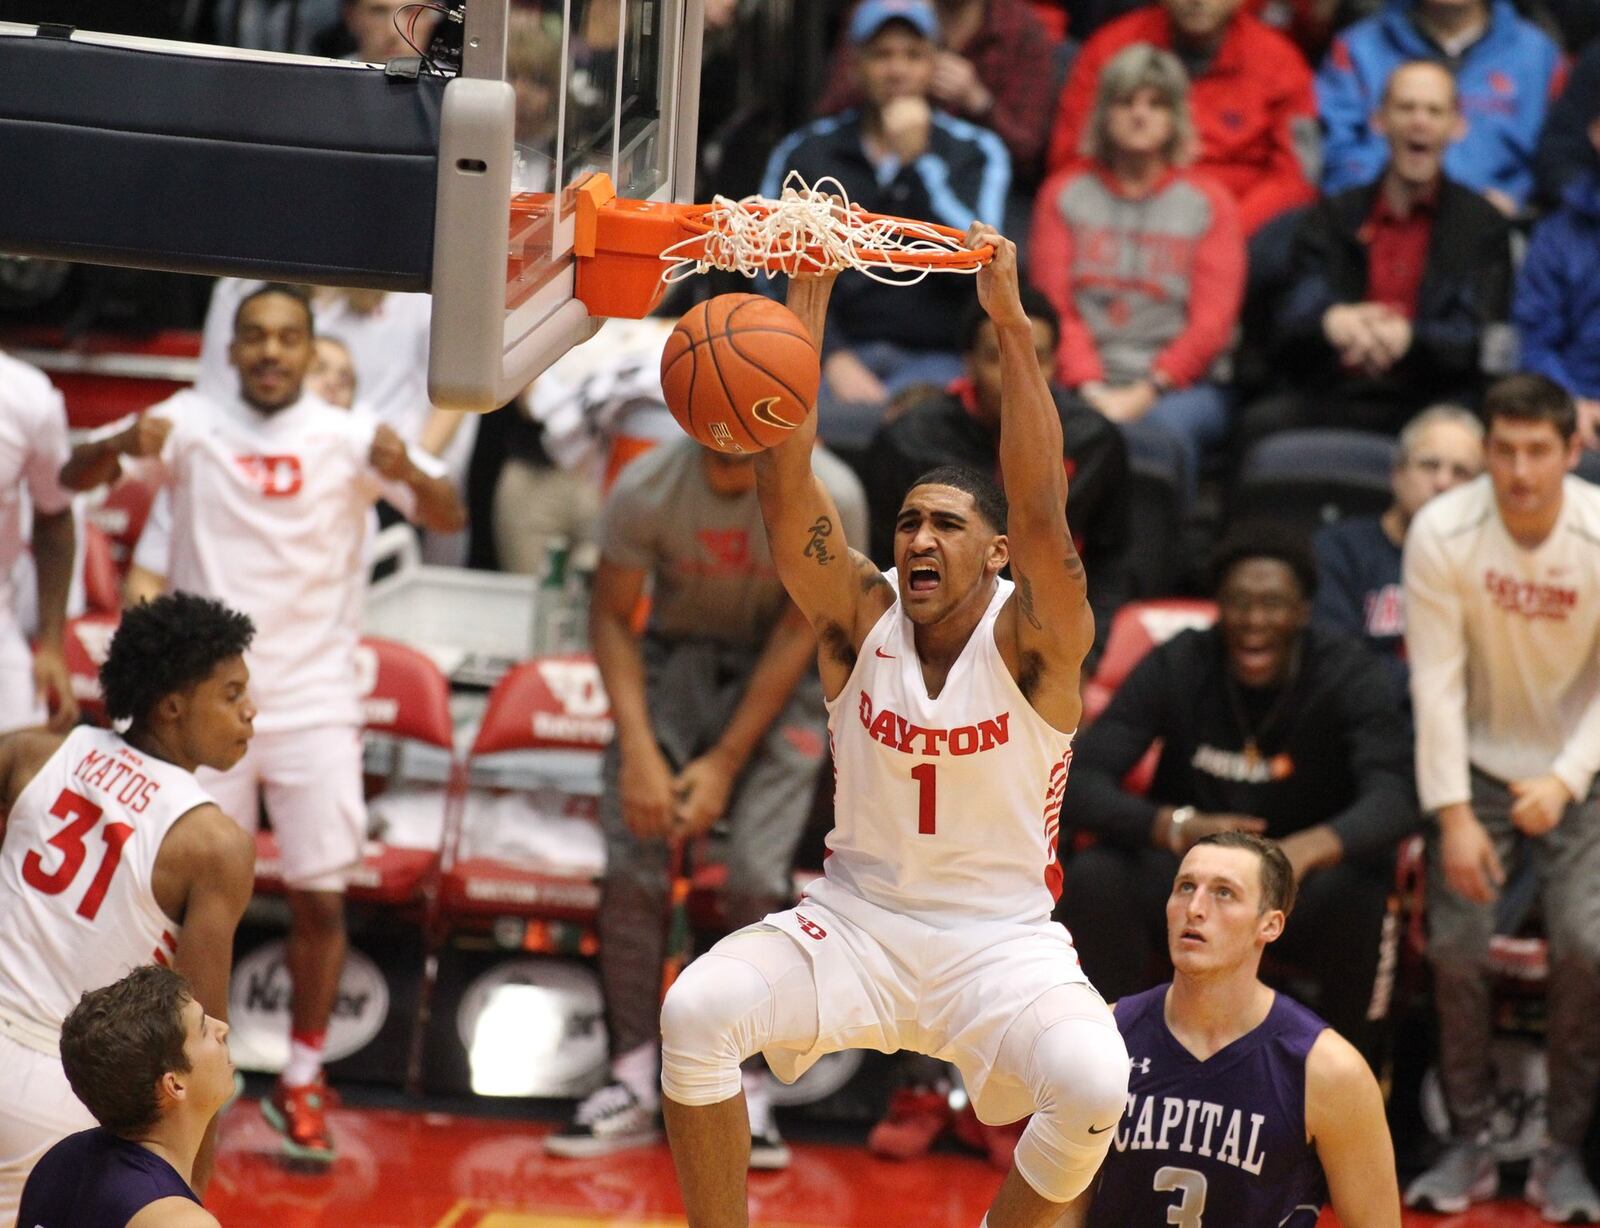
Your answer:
[1087,985,1330,1228]
[18,1128,200,1228]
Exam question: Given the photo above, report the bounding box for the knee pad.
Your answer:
[1008,993,1130,1204]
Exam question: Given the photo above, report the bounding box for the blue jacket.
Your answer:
[1514,173,1600,400]
[1316,0,1562,208]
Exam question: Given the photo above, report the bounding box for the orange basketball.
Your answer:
[660,294,821,454]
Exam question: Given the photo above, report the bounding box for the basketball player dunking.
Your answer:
[658,226,1129,1228]
[0,594,258,1223]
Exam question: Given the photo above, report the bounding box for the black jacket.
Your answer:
[1067,624,1419,866]
[863,384,1132,653]
[1275,176,1510,406]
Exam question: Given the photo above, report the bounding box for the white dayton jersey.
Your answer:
[103,389,444,732]
[823,575,1076,926]
[0,728,212,1038]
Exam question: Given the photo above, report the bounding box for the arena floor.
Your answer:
[204,1094,1549,1227]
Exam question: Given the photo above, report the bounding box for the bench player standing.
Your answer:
[0,593,257,1223]
[656,226,1130,1228]
[1059,832,1401,1228]
[60,285,465,1163]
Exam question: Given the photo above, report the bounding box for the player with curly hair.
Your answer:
[0,592,258,1223]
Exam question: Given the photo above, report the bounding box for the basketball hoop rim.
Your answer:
[672,198,994,271]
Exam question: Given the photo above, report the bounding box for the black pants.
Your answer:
[1057,843,1397,1069]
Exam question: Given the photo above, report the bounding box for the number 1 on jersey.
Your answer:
[911,763,937,835]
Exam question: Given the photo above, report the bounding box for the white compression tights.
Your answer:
[659,926,1129,1204]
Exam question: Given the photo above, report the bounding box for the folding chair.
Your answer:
[1233,429,1395,533]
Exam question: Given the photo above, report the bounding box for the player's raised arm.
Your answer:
[1307,1029,1403,1228]
[754,273,893,695]
[975,222,1093,729]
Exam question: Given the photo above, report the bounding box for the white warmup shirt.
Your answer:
[1405,474,1600,811]
[0,728,212,1045]
[102,389,445,732]
[823,575,1077,927]
[0,352,73,630]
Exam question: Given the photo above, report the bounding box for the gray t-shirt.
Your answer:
[601,438,868,650]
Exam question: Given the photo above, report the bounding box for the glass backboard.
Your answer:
[429,0,703,411]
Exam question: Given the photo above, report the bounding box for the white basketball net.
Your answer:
[659,172,982,286]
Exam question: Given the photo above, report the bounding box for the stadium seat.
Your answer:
[85,476,158,576]
[252,636,456,907]
[1232,429,1394,533]
[1122,433,1189,597]
[81,522,121,614]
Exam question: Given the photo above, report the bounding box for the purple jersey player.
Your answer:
[1060,832,1401,1228]
[18,966,232,1228]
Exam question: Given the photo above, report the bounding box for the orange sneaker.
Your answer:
[262,1075,337,1163]
[868,1087,953,1160]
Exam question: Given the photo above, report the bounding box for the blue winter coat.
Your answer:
[1316,0,1563,208]
[1514,173,1600,400]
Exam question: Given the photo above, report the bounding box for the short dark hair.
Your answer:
[1209,521,1318,601]
[905,465,1008,534]
[958,286,1061,355]
[1193,830,1297,918]
[233,283,314,336]
[60,965,192,1135]
[100,593,255,726]
[1483,372,1577,442]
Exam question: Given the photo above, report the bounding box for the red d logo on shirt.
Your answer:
[234,454,304,497]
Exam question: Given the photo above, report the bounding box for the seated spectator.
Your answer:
[863,289,1131,655]
[1311,403,1483,696]
[761,0,1010,450]
[1243,61,1510,443]
[1058,522,1419,1065]
[812,0,1060,186]
[1032,46,1244,503]
[1045,0,1319,235]
[1514,127,1600,451]
[1317,0,1563,215]
[1533,37,1600,210]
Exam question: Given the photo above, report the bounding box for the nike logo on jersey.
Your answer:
[750,396,800,430]
[874,646,896,659]
[1087,1123,1113,1134]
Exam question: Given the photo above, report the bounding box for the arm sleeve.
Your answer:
[1066,650,1172,847]
[1403,514,1473,812]
[1045,34,1104,174]
[1310,528,1367,638]
[24,388,74,517]
[1408,211,1512,382]
[1232,54,1319,234]
[1323,651,1421,859]
[1511,219,1577,392]
[1153,179,1246,387]
[1028,178,1104,385]
[912,125,1011,231]
[1315,39,1386,194]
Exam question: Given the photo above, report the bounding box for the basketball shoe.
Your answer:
[1525,1145,1600,1223]
[262,1074,337,1163]
[544,1082,662,1157]
[868,1087,953,1160]
[1403,1139,1499,1213]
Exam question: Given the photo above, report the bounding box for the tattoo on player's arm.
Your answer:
[804,516,837,566]
[1063,550,1086,580]
[1016,571,1043,630]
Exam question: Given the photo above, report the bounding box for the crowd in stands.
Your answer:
[3,0,1600,1211]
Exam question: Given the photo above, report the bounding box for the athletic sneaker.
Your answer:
[746,1097,791,1171]
[262,1075,337,1163]
[1403,1140,1498,1213]
[1526,1146,1600,1223]
[868,1087,952,1160]
[544,1082,662,1158]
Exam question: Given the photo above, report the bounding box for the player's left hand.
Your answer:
[31,646,78,732]
[1509,774,1573,837]
[673,750,737,837]
[368,424,412,481]
[969,223,1025,330]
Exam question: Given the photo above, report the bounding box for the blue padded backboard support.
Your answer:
[0,28,445,290]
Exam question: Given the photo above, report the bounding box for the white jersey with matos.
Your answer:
[0,727,213,1046]
[822,575,1076,927]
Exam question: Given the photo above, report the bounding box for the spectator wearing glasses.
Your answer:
[1311,404,1483,697]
